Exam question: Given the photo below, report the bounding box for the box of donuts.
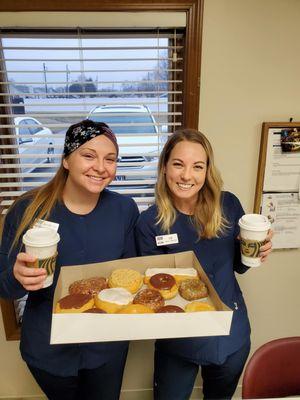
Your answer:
[50,251,233,344]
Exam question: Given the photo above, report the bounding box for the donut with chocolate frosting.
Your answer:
[148,273,178,300]
[156,305,185,313]
[133,288,164,312]
[83,308,106,313]
[55,293,94,313]
[149,273,176,290]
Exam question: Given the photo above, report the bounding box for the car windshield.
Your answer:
[89,114,156,134]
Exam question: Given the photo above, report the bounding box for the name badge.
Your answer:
[33,219,59,232]
[155,233,179,246]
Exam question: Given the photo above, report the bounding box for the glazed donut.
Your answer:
[179,278,208,301]
[185,301,215,312]
[172,268,198,284]
[95,287,133,313]
[133,288,164,312]
[148,273,178,300]
[69,276,108,296]
[117,304,154,314]
[55,294,94,313]
[156,305,185,313]
[108,268,143,294]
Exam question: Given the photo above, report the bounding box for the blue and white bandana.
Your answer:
[63,119,118,157]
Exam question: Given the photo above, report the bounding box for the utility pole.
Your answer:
[43,63,48,96]
[66,64,70,98]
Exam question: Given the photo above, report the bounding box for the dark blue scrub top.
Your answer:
[0,189,139,376]
[135,191,251,365]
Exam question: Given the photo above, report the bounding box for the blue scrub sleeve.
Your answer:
[230,194,250,274]
[0,207,28,299]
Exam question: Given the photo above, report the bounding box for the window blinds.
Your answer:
[0,28,184,213]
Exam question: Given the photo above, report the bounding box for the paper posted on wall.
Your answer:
[261,193,300,249]
[264,128,300,192]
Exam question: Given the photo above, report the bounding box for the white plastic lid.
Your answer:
[23,227,60,247]
[238,214,271,232]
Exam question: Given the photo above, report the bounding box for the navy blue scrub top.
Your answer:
[0,189,139,376]
[135,191,251,365]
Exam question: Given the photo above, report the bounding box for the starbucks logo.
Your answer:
[240,239,263,258]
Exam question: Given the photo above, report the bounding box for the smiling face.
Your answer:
[164,140,207,213]
[63,135,117,196]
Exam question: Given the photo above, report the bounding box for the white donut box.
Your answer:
[50,251,233,344]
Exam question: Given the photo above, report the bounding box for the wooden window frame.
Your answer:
[0,0,203,340]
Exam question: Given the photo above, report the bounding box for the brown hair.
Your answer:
[155,129,228,239]
[0,163,68,252]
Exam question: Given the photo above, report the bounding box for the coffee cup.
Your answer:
[238,214,271,267]
[23,227,60,288]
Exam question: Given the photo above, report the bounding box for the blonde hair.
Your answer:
[0,163,68,252]
[156,129,228,239]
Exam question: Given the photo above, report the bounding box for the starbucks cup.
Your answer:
[238,214,271,267]
[23,227,60,288]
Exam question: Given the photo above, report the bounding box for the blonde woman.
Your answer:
[135,129,272,400]
[0,120,139,400]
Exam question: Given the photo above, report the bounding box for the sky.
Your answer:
[3,37,169,88]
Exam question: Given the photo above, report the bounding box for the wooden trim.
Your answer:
[253,123,269,213]
[253,121,300,213]
[183,1,203,128]
[0,0,203,340]
[0,0,198,12]
[0,299,20,340]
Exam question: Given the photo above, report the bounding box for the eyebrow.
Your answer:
[172,158,206,165]
[105,153,118,157]
[80,147,117,156]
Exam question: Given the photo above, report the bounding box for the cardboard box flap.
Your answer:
[51,311,232,344]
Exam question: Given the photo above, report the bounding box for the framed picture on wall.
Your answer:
[254,122,300,249]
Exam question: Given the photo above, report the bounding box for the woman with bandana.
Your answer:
[0,120,139,400]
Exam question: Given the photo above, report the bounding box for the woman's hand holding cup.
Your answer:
[13,252,47,291]
[259,229,273,263]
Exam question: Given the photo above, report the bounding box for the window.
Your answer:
[1,29,184,211]
[0,0,203,340]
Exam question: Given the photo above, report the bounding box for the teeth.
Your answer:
[177,183,193,189]
[88,175,103,181]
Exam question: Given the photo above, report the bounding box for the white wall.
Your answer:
[199,0,300,358]
[1,1,300,397]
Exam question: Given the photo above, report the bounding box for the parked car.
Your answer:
[12,95,25,114]
[15,116,55,172]
[87,105,166,184]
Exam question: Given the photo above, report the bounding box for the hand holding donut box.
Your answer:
[51,251,233,344]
